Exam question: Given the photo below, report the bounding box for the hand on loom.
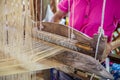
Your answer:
[101,38,120,62]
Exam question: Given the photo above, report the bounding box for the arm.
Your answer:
[52,0,73,23]
[110,37,120,50]
[50,0,57,13]
[52,10,67,23]
[102,37,120,62]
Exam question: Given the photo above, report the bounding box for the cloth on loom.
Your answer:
[58,0,120,42]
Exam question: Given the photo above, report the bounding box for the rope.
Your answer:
[95,0,106,60]
[95,0,106,61]
[4,0,8,36]
[68,0,75,40]
[71,1,75,39]
[90,0,106,79]
[68,0,71,40]
[100,0,106,30]
[35,0,38,28]
[39,0,43,30]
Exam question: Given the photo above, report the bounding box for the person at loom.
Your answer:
[52,0,120,42]
[51,0,120,80]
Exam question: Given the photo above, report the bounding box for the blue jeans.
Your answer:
[51,69,82,80]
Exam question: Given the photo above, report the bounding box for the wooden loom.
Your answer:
[1,0,120,79]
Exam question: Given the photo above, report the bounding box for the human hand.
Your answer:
[101,43,112,63]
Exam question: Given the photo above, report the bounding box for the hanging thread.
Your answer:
[91,0,107,80]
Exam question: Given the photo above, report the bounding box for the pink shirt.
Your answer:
[58,0,120,42]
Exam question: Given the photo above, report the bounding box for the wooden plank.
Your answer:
[42,22,91,43]
[49,51,113,79]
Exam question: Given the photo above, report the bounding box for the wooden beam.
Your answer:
[49,50,113,79]
[42,22,92,43]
